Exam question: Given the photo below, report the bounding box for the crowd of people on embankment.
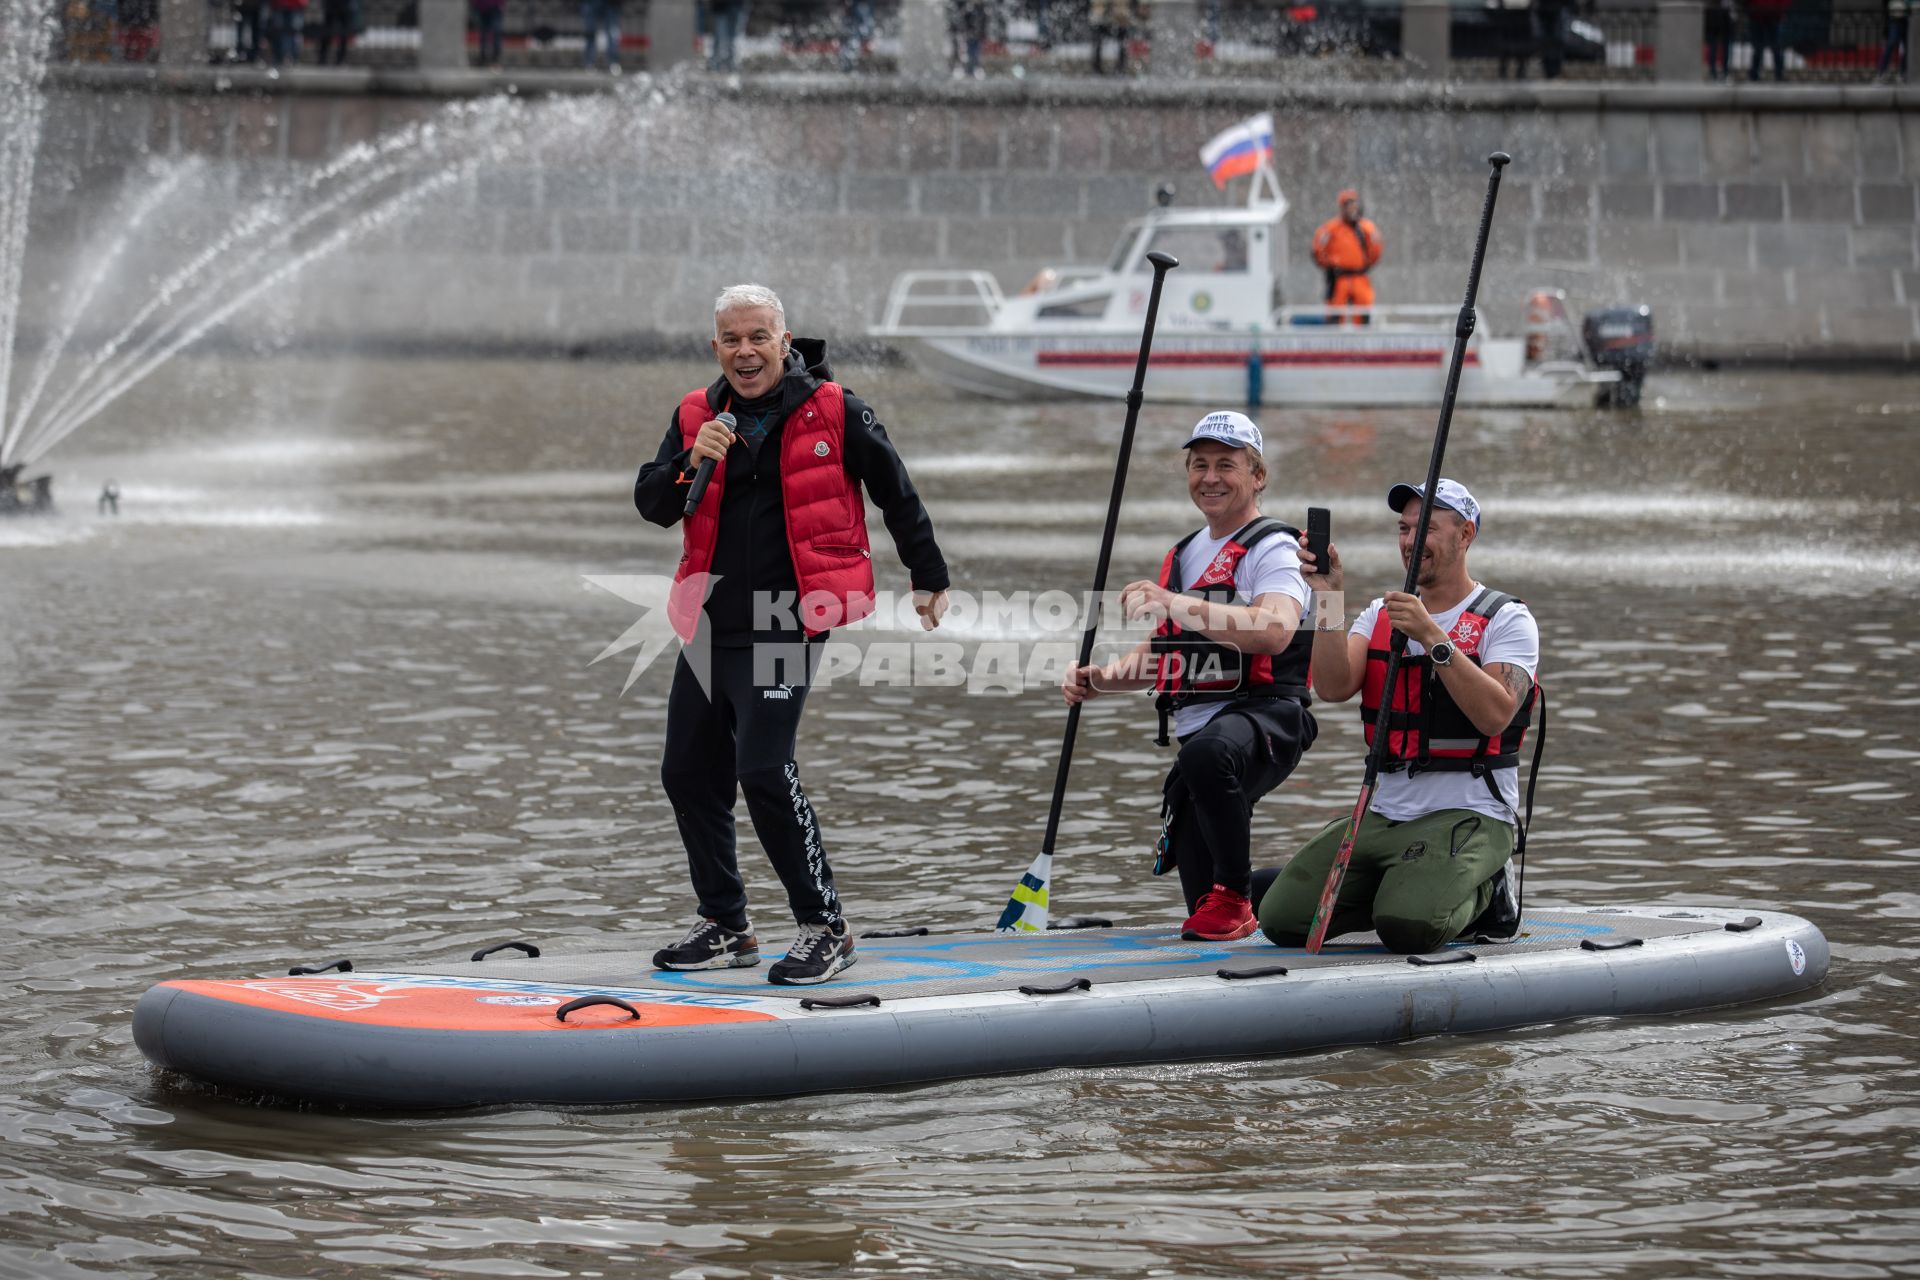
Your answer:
[52,0,1910,82]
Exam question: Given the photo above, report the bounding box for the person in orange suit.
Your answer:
[1311,189,1383,325]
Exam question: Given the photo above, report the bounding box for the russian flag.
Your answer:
[1200,112,1274,189]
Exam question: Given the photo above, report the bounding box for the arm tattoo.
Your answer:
[1498,664,1531,705]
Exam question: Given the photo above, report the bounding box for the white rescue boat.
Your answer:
[871,162,1630,409]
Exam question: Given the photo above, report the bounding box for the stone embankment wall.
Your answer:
[27,71,1920,362]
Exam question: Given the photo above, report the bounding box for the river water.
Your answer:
[2,357,1917,1278]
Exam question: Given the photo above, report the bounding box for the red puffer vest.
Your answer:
[667,383,875,642]
[1360,587,1534,777]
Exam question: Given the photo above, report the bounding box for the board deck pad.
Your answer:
[372,909,1720,1001]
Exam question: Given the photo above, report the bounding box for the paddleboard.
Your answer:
[132,907,1827,1108]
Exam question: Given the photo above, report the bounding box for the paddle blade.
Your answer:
[995,853,1052,932]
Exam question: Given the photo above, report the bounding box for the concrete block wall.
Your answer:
[22,73,1920,362]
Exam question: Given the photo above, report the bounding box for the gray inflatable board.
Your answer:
[132,906,1828,1109]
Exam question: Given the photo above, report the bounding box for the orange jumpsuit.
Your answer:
[1311,215,1383,323]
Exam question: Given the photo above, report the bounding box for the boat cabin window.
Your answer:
[1131,225,1256,275]
[1037,294,1112,319]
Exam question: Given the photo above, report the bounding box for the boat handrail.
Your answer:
[1269,303,1485,332]
[877,270,1006,331]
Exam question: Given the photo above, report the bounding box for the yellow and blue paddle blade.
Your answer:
[995,852,1052,933]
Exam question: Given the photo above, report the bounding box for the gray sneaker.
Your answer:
[767,921,857,985]
[652,918,759,971]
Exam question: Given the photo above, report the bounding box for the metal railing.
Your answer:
[198,0,423,67]
[56,0,654,68]
[46,0,1910,81]
[1449,5,1659,82]
[1762,5,1896,81]
[196,0,628,69]
[875,271,1007,332]
[1543,1,1898,83]
[54,0,161,64]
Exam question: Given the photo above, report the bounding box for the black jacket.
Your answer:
[634,338,950,645]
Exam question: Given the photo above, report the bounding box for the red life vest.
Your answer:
[1360,587,1534,777]
[667,382,875,642]
[1150,517,1312,745]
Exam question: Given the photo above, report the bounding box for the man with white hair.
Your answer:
[1062,411,1318,942]
[1255,479,1540,954]
[633,284,950,985]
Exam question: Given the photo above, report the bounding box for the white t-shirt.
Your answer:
[1168,525,1311,739]
[1350,586,1539,826]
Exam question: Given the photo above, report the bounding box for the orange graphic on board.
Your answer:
[162,979,779,1032]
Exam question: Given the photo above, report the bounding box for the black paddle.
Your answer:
[1304,152,1511,953]
[997,249,1180,932]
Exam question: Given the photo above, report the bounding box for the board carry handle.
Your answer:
[287,958,353,975]
[863,927,931,939]
[471,940,542,961]
[1216,964,1291,981]
[1725,916,1765,933]
[1407,950,1478,967]
[1047,916,1114,931]
[1579,937,1645,952]
[554,995,641,1023]
[1019,977,1094,997]
[800,993,883,1010]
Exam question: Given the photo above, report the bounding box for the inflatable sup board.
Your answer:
[133,907,1827,1108]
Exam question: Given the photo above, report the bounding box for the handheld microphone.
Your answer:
[683,411,735,516]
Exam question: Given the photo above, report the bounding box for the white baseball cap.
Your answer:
[1183,410,1263,456]
[1387,478,1481,530]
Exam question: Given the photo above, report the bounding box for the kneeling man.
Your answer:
[1064,411,1317,941]
[1258,479,1538,954]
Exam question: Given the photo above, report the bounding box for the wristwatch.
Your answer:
[1429,640,1456,667]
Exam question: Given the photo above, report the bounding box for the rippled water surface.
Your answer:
[3,358,1917,1278]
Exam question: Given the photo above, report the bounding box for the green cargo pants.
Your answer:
[1256,807,1513,954]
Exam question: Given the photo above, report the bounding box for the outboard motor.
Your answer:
[1582,305,1654,408]
[0,465,54,515]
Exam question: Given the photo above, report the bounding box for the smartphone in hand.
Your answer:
[1305,506,1332,579]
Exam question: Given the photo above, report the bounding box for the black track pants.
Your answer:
[660,644,842,929]
[1163,698,1317,914]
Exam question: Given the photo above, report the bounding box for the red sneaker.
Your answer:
[1182,885,1257,941]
